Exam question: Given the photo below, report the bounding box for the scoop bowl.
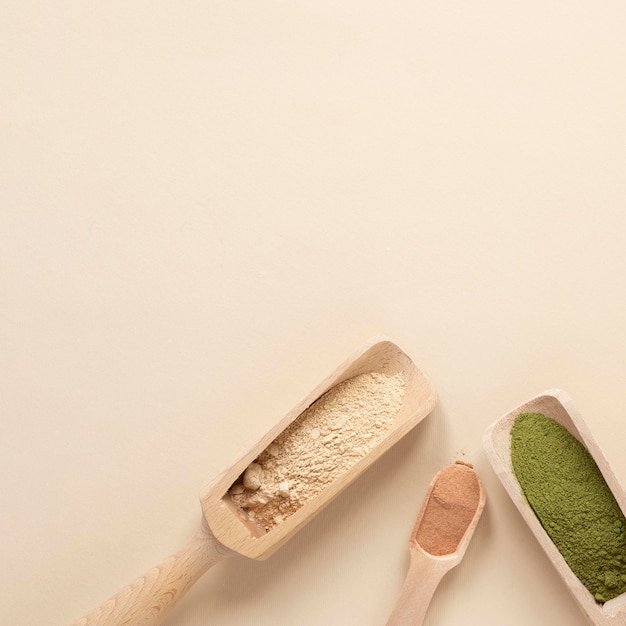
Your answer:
[483,389,626,625]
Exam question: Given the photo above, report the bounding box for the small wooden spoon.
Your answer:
[386,462,486,626]
[483,389,626,626]
[71,337,438,626]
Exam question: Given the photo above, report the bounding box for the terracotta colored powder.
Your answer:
[414,462,481,556]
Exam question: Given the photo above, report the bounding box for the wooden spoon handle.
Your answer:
[71,517,233,626]
[386,547,457,626]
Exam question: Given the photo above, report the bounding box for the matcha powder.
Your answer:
[511,412,626,604]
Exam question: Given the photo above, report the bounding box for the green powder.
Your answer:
[511,412,626,604]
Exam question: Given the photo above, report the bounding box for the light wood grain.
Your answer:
[70,517,233,626]
[483,389,626,626]
[386,463,486,626]
[71,337,438,625]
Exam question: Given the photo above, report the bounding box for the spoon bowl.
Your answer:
[483,389,626,625]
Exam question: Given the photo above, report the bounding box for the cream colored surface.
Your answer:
[2,2,626,625]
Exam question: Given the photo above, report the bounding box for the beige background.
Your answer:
[3,1,626,625]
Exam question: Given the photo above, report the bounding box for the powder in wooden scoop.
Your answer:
[414,462,481,556]
[229,371,406,531]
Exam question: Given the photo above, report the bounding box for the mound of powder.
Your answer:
[414,462,481,556]
[229,371,406,531]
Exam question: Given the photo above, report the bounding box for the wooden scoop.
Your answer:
[386,462,486,626]
[483,389,626,626]
[71,337,438,626]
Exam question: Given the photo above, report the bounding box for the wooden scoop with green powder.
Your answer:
[484,389,626,626]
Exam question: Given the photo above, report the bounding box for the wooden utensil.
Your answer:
[483,389,626,626]
[72,336,438,626]
[386,462,486,626]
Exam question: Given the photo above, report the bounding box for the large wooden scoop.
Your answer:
[483,389,626,626]
[71,337,438,625]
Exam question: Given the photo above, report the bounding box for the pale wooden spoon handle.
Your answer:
[71,517,233,626]
[386,547,457,626]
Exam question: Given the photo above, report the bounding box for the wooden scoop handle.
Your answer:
[71,516,233,626]
[386,546,459,626]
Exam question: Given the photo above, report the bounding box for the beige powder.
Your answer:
[229,371,406,531]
